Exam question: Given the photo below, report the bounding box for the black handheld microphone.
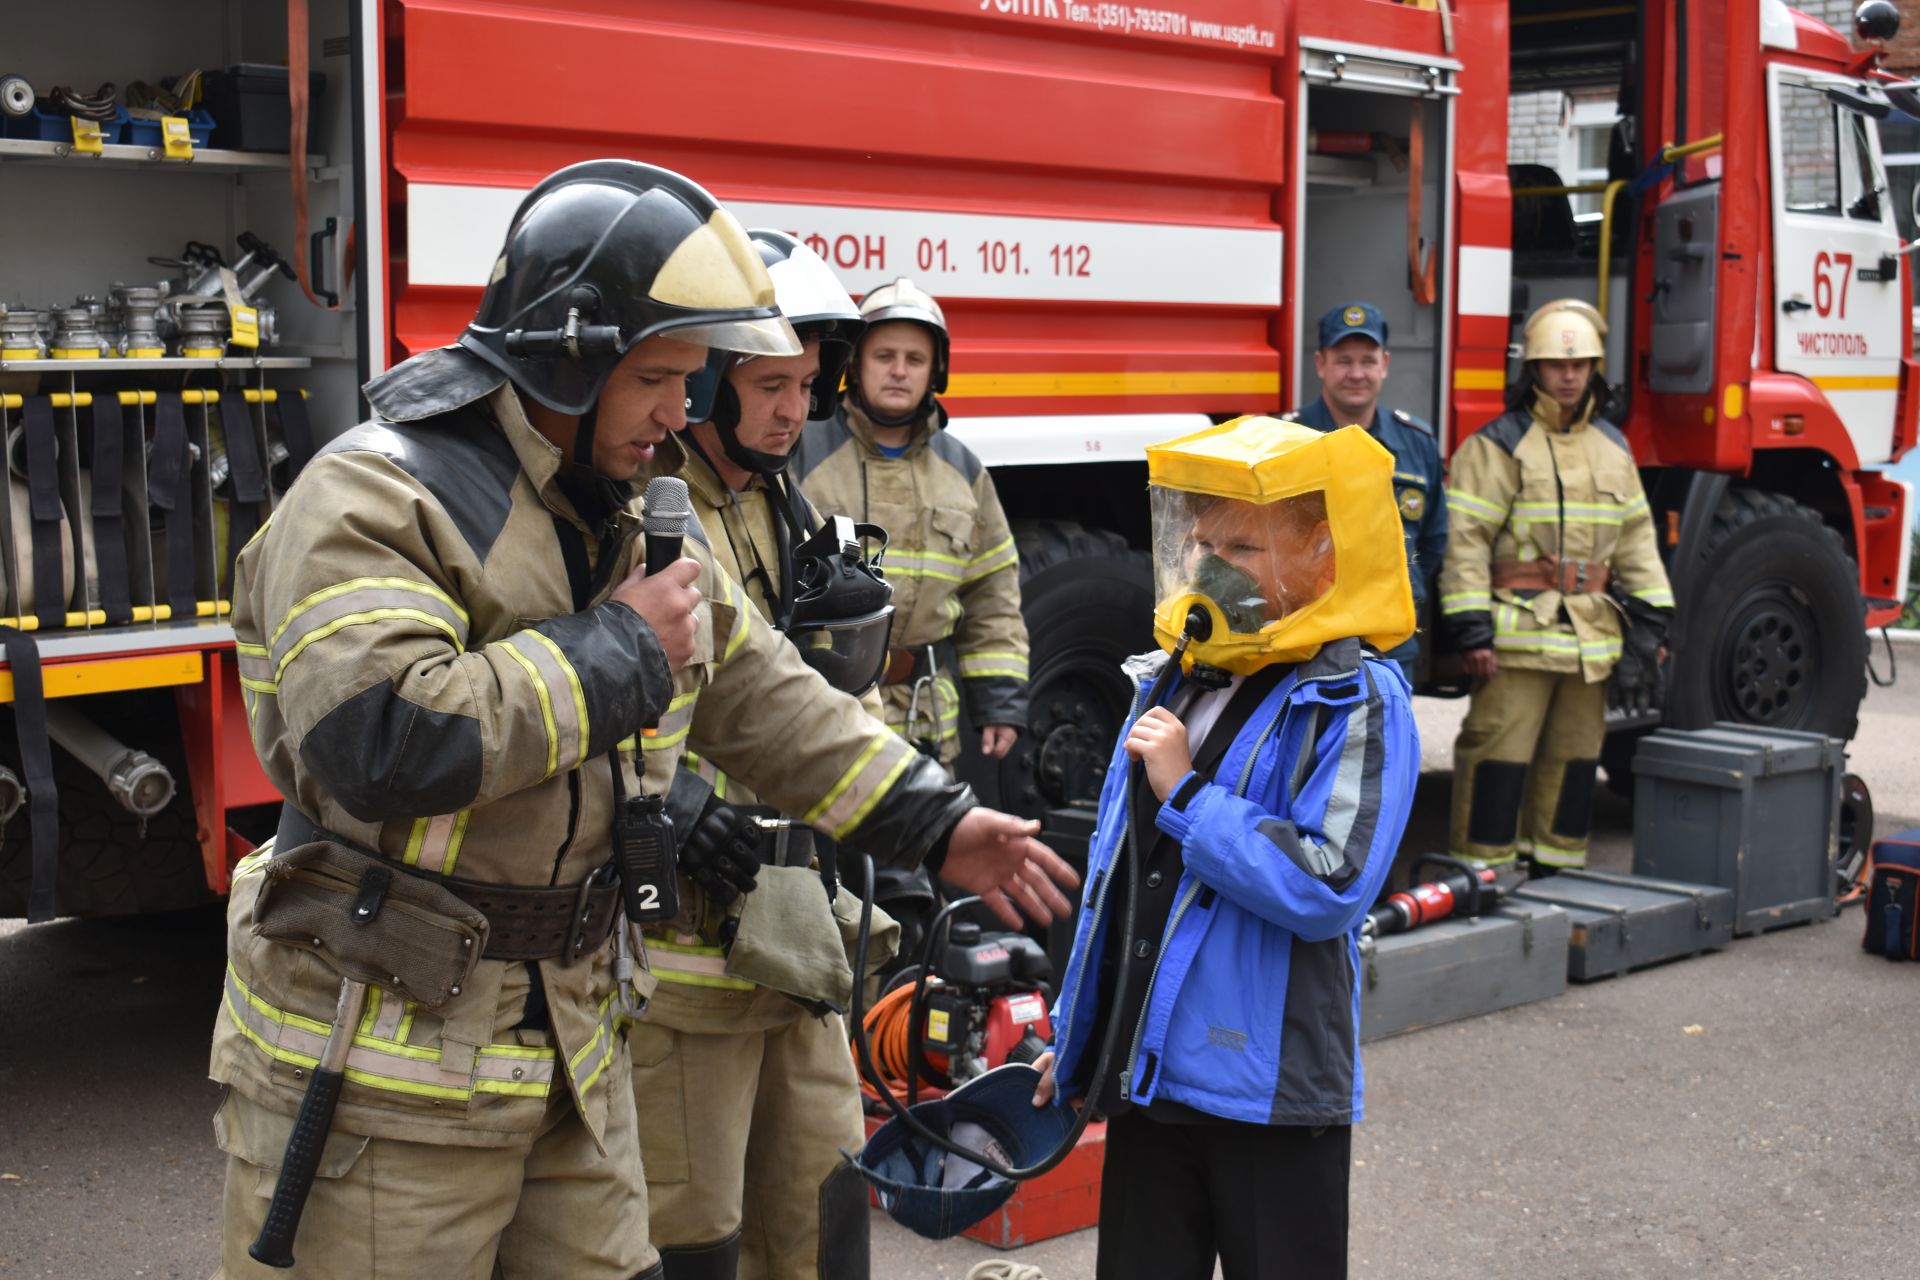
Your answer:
[642,475,691,576]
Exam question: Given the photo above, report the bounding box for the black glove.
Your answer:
[1444,608,1494,653]
[680,798,763,904]
[1606,587,1671,717]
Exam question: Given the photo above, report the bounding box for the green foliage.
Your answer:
[1905,526,1920,631]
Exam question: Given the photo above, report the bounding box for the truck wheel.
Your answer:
[961,520,1154,820]
[0,751,213,920]
[1666,489,1868,741]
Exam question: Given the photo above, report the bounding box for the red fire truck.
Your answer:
[0,0,1910,918]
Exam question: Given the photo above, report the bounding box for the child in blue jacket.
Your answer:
[1033,418,1420,1280]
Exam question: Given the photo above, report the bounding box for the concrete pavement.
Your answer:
[3,673,1917,1278]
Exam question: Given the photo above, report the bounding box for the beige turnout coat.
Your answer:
[1439,396,1674,682]
[212,349,968,1150]
[791,400,1028,760]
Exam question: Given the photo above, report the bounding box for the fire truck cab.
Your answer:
[0,0,1910,917]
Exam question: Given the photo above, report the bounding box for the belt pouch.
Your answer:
[724,864,855,1014]
[251,839,488,1008]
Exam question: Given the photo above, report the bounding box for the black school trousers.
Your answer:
[1095,1108,1352,1280]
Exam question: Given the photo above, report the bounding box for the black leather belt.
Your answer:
[275,807,621,966]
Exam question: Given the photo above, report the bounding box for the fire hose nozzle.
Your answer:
[106,750,176,817]
[44,702,177,818]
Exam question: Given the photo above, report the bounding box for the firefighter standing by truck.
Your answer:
[792,278,1029,768]
[208,161,1078,1280]
[1439,299,1674,877]
[1285,302,1447,679]
[629,231,896,1279]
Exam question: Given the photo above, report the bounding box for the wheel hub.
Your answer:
[1716,588,1817,725]
[1015,656,1132,810]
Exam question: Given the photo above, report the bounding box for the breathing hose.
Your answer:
[846,608,1208,1183]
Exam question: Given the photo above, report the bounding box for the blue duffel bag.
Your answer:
[1863,829,1920,961]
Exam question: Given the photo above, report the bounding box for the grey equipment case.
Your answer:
[1630,722,1841,936]
[1512,868,1735,981]
[1358,899,1570,1043]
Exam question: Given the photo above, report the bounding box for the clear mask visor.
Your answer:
[1151,487,1337,640]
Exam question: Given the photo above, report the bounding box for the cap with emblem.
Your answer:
[1317,301,1389,350]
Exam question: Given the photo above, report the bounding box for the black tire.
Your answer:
[0,750,213,920]
[1665,489,1868,741]
[953,519,1154,821]
[1836,771,1874,899]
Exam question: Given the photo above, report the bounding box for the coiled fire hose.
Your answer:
[48,82,118,121]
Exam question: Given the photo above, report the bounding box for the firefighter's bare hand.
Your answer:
[612,558,702,671]
[940,809,1080,930]
[1125,706,1192,802]
[1462,648,1500,680]
[1031,1049,1058,1106]
[981,724,1020,759]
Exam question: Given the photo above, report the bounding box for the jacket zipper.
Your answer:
[1051,663,1158,1066]
[1119,694,1292,1102]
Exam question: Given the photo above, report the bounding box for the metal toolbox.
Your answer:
[1358,899,1570,1043]
[1512,869,1734,981]
[1631,723,1841,936]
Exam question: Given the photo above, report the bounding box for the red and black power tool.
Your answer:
[855,915,1056,1107]
[917,921,1053,1084]
[1365,854,1503,939]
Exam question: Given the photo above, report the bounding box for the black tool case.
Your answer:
[1631,723,1842,935]
[1358,899,1570,1043]
[1513,869,1735,981]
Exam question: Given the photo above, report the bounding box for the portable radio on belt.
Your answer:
[609,752,679,923]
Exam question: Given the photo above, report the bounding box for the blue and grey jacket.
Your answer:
[1047,638,1418,1126]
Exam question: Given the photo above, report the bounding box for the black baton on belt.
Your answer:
[249,976,370,1268]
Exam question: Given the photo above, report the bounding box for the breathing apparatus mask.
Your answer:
[1148,417,1415,674]
[787,514,895,696]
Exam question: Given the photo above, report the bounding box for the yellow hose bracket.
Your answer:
[180,389,221,406]
[161,115,195,160]
[69,115,105,155]
[240,388,279,404]
[49,392,94,409]
[116,390,159,406]
[0,394,21,410]
[229,305,260,349]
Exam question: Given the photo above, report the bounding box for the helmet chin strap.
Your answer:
[718,417,794,477]
[706,380,795,477]
[850,386,925,429]
[571,404,599,470]
[557,402,630,528]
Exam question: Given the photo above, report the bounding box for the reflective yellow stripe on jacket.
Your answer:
[223,964,554,1101]
[802,729,918,840]
[647,936,754,992]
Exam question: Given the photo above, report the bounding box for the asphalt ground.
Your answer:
[4,669,1918,1279]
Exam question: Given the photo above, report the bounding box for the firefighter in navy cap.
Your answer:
[210,161,1078,1280]
[1285,301,1447,678]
